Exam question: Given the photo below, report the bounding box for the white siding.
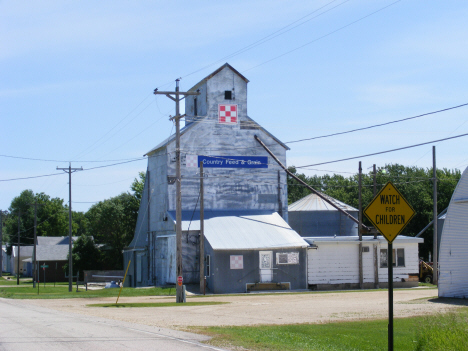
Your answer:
[307,242,420,285]
[439,166,468,298]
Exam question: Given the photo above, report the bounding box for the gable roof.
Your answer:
[145,115,289,156]
[289,193,357,212]
[167,210,308,250]
[36,245,69,261]
[189,63,249,92]
[37,236,79,246]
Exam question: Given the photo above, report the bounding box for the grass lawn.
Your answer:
[0,285,176,299]
[0,276,34,286]
[88,301,228,308]
[196,307,468,351]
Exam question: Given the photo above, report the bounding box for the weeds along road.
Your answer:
[0,298,226,351]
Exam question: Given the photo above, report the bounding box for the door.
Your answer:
[259,251,273,282]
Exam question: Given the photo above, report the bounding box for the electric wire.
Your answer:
[296,132,468,169]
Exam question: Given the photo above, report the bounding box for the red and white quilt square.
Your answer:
[219,104,238,124]
[185,154,198,168]
[230,255,243,270]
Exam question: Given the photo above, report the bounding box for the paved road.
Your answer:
[0,298,226,351]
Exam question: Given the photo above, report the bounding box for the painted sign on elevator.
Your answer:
[186,155,268,168]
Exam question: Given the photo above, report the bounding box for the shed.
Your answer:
[168,210,308,293]
[305,235,423,290]
[288,193,358,237]
[439,166,468,298]
[35,245,69,282]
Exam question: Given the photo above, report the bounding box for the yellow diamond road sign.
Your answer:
[364,181,416,243]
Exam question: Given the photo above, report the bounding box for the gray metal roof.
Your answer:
[167,210,308,250]
[36,245,69,261]
[37,236,79,246]
[289,193,358,212]
[12,246,34,257]
[304,235,423,245]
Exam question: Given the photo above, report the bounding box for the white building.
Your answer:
[439,166,468,298]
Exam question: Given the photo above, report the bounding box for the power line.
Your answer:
[179,0,350,81]
[297,132,468,168]
[0,154,144,163]
[242,0,401,73]
[0,173,64,182]
[285,102,468,144]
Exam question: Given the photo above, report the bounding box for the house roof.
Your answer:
[37,236,79,246]
[12,246,34,257]
[289,193,358,212]
[167,210,308,250]
[36,245,69,261]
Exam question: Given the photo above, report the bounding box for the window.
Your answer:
[205,255,210,276]
[380,248,405,268]
[276,252,299,265]
[224,90,232,100]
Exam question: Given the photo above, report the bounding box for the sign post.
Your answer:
[364,181,415,351]
[41,264,48,288]
[177,276,183,287]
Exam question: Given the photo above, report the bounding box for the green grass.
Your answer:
[196,308,468,351]
[0,277,33,285]
[88,301,228,308]
[0,285,176,299]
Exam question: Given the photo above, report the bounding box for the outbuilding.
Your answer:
[288,192,358,237]
[306,235,423,289]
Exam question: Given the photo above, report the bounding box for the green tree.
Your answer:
[131,171,146,202]
[65,235,101,278]
[5,190,68,246]
[86,192,139,269]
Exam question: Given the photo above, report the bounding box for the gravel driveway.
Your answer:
[22,287,462,330]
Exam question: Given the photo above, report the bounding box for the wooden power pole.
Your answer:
[433,146,438,285]
[57,163,82,292]
[154,80,199,303]
[199,161,205,294]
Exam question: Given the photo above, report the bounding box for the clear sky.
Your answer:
[2,0,468,213]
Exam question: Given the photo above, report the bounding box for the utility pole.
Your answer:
[358,161,363,289]
[29,201,45,288]
[373,164,379,288]
[0,210,6,278]
[57,162,83,292]
[154,80,200,303]
[17,210,21,285]
[432,146,438,285]
[199,162,205,294]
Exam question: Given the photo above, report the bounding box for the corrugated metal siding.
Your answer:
[439,166,468,298]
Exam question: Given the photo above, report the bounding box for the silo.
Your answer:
[288,193,358,237]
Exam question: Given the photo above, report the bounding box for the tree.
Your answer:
[131,171,146,202]
[5,190,68,247]
[65,235,100,278]
[86,192,139,269]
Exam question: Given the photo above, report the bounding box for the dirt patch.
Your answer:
[23,288,459,329]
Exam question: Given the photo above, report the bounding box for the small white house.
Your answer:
[305,235,423,290]
[439,166,468,298]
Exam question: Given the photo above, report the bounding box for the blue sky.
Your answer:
[2,1,468,213]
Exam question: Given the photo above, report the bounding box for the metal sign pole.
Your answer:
[388,241,393,351]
